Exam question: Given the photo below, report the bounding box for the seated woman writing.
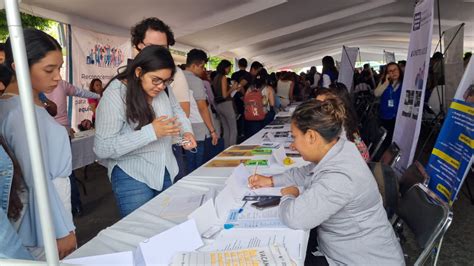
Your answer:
[248,99,404,265]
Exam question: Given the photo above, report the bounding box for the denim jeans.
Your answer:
[184,140,205,174]
[111,166,172,218]
[204,137,225,163]
[244,120,264,139]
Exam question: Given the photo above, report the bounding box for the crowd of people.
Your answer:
[0,15,472,265]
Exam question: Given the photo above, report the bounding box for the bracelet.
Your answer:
[210,130,216,134]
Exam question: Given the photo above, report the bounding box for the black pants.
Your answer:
[377,118,396,159]
[305,228,329,266]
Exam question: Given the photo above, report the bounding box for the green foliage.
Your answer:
[208,55,223,71]
[0,10,53,41]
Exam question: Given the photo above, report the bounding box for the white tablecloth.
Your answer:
[71,130,97,170]
[67,113,309,265]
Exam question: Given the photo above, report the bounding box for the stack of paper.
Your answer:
[201,228,306,262]
[171,245,294,266]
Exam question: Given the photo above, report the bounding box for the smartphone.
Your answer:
[251,197,281,210]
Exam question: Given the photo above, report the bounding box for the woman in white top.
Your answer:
[276,72,294,108]
[94,46,196,217]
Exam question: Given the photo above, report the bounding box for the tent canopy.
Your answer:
[2,0,473,69]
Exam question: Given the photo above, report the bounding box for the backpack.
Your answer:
[244,88,266,121]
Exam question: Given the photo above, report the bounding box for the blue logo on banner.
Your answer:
[413,12,422,31]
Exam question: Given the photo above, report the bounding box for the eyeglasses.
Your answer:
[151,76,174,86]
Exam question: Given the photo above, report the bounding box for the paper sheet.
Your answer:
[171,245,294,266]
[224,206,285,229]
[270,146,287,166]
[188,198,222,235]
[158,194,206,219]
[226,163,251,187]
[202,228,305,262]
[63,251,134,265]
[135,219,203,266]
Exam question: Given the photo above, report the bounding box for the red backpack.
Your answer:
[244,88,266,121]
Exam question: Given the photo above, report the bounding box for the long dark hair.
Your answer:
[4,28,61,73]
[105,45,176,130]
[216,59,231,75]
[322,56,339,77]
[315,85,359,142]
[253,68,268,89]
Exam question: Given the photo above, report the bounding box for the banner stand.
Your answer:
[414,24,465,163]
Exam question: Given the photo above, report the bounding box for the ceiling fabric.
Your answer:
[2,0,472,69]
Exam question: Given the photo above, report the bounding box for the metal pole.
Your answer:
[436,0,446,112]
[4,0,60,265]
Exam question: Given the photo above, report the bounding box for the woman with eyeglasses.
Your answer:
[94,45,196,217]
[374,62,403,154]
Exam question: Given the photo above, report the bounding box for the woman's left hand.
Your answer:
[281,186,300,197]
[182,132,197,150]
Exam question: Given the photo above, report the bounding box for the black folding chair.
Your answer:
[394,184,452,265]
[378,141,401,167]
[398,161,430,196]
[368,126,387,161]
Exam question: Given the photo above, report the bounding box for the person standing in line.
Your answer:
[94,46,196,218]
[130,17,191,180]
[183,49,219,172]
[212,60,238,148]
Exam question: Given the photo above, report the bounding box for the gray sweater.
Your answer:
[274,139,405,265]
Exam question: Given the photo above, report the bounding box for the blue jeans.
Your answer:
[204,137,225,163]
[111,166,172,218]
[184,140,205,174]
[244,120,264,139]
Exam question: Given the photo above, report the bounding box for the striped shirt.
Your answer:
[94,79,193,191]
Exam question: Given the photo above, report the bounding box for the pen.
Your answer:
[250,162,259,188]
[238,200,248,213]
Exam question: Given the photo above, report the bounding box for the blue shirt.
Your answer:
[379,83,402,120]
[0,96,75,247]
[94,79,193,190]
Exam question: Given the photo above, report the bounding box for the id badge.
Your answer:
[388,99,394,107]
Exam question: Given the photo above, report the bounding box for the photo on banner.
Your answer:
[70,26,131,130]
[392,0,434,172]
[426,58,473,204]
[383,50,396,63]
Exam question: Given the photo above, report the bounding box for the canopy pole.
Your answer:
[4,0,59,265]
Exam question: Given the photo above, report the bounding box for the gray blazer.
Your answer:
[274,139,405,265]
